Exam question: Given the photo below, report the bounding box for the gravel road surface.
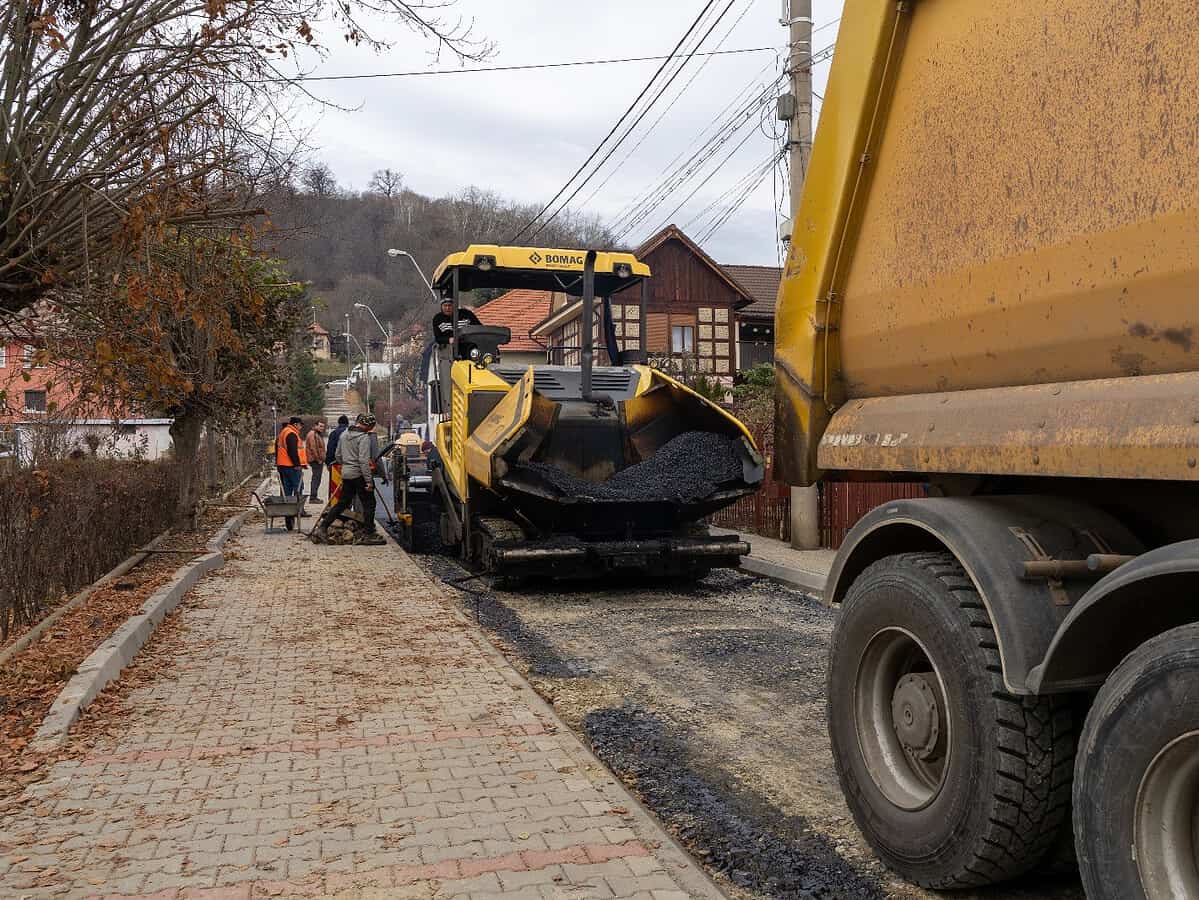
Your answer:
[410,549,1085,900]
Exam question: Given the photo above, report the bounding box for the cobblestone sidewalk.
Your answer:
[0,521,722,899]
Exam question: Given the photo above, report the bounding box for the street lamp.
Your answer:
[346,331,370,411]
[355,302,394,436]
[386,248,438,301]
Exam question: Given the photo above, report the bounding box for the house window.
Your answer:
[671,325,694,353]
[22,345,34,367]
[24,389,47,414]
[0,345,6,367]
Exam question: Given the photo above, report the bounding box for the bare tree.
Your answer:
[368,168,404,198]
[0,1,493,320]
[302,163,339,198]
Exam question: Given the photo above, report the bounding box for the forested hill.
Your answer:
[265,164,615,335]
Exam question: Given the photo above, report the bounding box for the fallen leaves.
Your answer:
[0,497,255,797]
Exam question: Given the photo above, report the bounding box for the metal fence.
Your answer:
[819,481,928,548]
[709,475,791,542]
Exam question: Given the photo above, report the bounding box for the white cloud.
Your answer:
[294,0,844,264]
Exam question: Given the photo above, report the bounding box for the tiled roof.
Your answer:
[476,289,552,352]
[721,264,782,318]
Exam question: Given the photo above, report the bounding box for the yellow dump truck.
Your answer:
[775,2,1199,896]
[402,245,763,580]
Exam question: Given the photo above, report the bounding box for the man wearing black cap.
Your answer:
[432,298,480,352]
[310,413,386,545]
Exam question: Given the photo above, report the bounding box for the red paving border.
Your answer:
[93,841,652,899]
[81,723,549,768]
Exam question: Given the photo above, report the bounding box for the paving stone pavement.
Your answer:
[0,518,723,900]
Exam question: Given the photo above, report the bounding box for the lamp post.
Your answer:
[354,302,394,436]
[347,331,370,411]
[386,249,438,301]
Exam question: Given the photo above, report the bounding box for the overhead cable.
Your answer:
[525,0,746,241]
[508,0,725,243]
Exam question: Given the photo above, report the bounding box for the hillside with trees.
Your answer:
[265,164,616,339]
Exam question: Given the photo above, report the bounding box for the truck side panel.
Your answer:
[777,0,1199,484]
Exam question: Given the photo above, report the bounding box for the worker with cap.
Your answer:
[310,413,386,545]
[432,297,481,359]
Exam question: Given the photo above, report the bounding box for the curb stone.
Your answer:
[423,533,729,899]
[738,555,828,600]
[29,478,268,752]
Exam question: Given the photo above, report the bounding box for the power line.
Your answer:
[612,40,832,237]
[526,0,746,241]
[612,70,787,239]
[686,149,782,237]
[697,151,782,244]
[250,46,781,83]
[573,0,758,214]
[606,57,778,231]
[614,41,834,243]
[508,0,725,243]
[611,68,785,232]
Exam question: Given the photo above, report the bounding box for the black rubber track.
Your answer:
[831,552,1077,889]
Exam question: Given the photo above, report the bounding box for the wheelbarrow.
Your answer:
[252,491,306,533]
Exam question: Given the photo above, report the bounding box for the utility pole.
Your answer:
[787,0,813,209]
[783,0,821,550]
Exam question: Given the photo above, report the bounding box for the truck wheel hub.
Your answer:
[891,673,941,761]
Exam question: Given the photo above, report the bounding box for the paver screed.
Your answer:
[0,523,722,899]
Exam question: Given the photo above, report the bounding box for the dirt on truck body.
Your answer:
[774,1,1199,897]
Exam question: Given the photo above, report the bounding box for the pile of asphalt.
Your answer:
[583,705,886,900]
[518,430,744,503]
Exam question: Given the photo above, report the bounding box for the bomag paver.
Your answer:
[397,244,763,580]
[775,2,1199,897]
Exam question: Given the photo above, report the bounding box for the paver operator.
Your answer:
[310,413,386,545]
[432,298,480,347]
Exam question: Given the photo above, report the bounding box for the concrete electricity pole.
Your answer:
[783,0,822,550]
[787,0,813,206]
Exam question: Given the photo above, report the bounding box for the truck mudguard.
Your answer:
[1027,540,1199,694]
[826,497,1142,695]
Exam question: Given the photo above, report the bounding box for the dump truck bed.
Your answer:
[776,0,1199,486]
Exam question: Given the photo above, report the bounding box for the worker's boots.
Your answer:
[308,522,330,544]
[353,530,387,546]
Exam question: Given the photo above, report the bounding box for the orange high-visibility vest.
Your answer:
[275,424,304,467]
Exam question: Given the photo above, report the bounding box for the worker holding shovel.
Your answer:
[310,413,387,546]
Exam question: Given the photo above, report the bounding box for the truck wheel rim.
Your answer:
[854,627,950,811]
[1135,730,1199,899]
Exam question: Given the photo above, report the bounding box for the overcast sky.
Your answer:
[295,0,844,266]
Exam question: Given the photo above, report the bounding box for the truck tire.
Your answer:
[1074,623,1199,900]
[828,552,1074,889]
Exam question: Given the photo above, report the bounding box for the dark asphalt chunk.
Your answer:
[584,705,885,900]
[680,628,829,704]
[517,430,745,502]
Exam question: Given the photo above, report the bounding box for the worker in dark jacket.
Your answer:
[324,414,350,506]
[432,299,481,347]
[310,414,386,545]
